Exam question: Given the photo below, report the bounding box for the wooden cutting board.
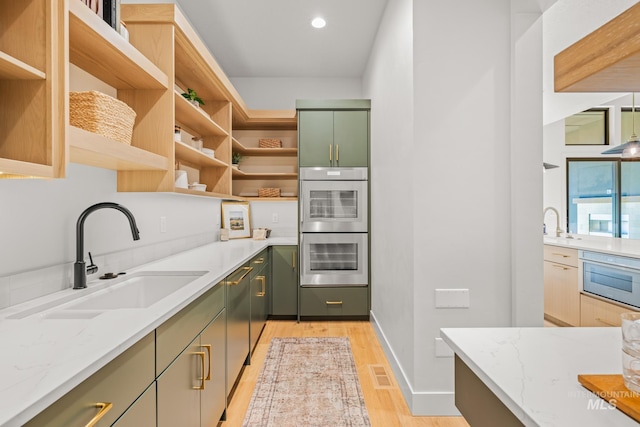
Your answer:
[578,374,640,422]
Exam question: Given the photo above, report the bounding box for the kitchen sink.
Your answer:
[7,271,207,319]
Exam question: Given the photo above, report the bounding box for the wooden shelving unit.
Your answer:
[174,91,228,137]
[175,141,227,168]
[0,0,65,179]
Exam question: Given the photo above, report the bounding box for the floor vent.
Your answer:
[368,364,395,389]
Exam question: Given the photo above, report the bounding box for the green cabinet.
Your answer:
[226,264,252,395]
[271,245,298,317]
[249,249,270,359]
[112,383,156,427]
[300,286,369,318]
[298,101,370,168]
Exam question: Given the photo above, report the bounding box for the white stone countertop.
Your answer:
[0,237,296,427]
[440,327,639,427]
[544,234,640,258]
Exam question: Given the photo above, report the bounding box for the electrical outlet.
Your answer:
[160,216,167,233]
[272,213,279,223]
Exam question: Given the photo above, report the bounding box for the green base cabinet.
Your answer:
[250,249,270,359]
[226,265,252,395]
[300,286,369,318]
[271,245,298,316]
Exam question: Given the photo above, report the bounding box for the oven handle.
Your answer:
[299,234,304,277]
[581,258,640,276]
[299,191,303,226]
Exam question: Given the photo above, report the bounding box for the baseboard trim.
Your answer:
[370,311,461,416]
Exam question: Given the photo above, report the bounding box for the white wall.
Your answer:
[362,0,416,405]
[230,77,363,110]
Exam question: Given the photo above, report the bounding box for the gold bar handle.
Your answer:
[257,276,266,296]
[551,264,569,270]
[329,144,332,161]
[595,317,617,327]
[86,402,113,427]
[326,301,343,306]
[552,253,570,258]
[228,266,253,285]
[202,344,212,381]
[336,144,339,162]
[292,251,296,270]
[253,258,265,265]
[193,351,206,390]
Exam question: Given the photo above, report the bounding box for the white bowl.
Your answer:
[201,148,215,158]
[189,183,207,192]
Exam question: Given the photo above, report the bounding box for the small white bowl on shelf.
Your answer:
[201,148,215,158]
[188,183,207,192]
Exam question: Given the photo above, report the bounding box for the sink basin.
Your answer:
[7,271,207,319]
[63,272,204,310]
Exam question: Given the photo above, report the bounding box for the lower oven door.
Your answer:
[582,259,640,308]
[300,233,368,287]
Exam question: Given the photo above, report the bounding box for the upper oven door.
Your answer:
[300,171,368,233]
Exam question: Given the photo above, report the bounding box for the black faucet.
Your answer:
[74,202,140,290]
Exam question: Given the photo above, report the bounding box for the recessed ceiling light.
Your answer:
[311,17,326,29]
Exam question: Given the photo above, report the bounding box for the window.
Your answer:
[620,108,640,143]
[564,109,609,146]
[567,159,640,239]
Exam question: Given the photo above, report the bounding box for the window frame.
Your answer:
[564,108,610,146]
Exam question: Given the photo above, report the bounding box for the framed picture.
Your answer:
[221,202,252,239]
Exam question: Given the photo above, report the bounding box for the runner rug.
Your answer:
[242,337,371,427]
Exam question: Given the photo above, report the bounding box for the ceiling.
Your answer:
[175,0,389,79]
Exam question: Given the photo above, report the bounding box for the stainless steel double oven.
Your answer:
[299,167,369,287]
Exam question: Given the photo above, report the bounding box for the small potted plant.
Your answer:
[232,152,242,169]
[181,88,205,108]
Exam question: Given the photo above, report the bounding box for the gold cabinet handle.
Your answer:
[292,251,296,270]
[193,351,205,390]
[86,402,113,427]
[326,301,343,305]
[228,266,253,285]
[551,264,569,270]
[552,253,570,258]
[595,317,617,327]
[253,257,264,265]
[336,144,339,162]
[329,144,332,161]
[202,344,212,381]
[257,276,266,296]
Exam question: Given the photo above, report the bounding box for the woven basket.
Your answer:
[258,138,282,148]
[258,188,281,198]
[70,91,136,145]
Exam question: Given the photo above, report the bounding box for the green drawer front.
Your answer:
[250,249,269,278]
[300,287,369,317]
[156,282,224,376]
[25,332,155,427]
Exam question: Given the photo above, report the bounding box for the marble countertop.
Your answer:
[544,235,640,258]
[0,237,296,427]
[441,327,638,426]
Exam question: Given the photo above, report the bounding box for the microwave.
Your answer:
[580,250,640,309]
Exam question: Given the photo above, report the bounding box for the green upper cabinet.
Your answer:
[297,100,370,168]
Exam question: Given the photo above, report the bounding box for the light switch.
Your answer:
[434,289,470,308]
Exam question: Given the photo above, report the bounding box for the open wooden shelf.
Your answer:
[555,2,640,92]
[233,109,298,131]
[175,141,227,168]
[231,169,297,180]
[232,138,297,156]
[69,126,169,171]
[240,197,298,202]
[0,51,46,80]
[174,91,228,137]
[174,187,243,200]
[0,158,55,178]
[69,1,168,90]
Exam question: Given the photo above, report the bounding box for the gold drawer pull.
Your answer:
[253,258,264,264]
[326,300,343,306]
[257,276,266,296]
[193,351,206,390]
[202,344,212,381]
[228,266,253,285]
[595,317,617,327]
[551,265,569,270]
[329,144,332,161]
[551,253,570,258]
[86,402,112,427]
[336,144,339,162]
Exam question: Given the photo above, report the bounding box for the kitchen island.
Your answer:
[0,237,295,427]
[440,327,638,426]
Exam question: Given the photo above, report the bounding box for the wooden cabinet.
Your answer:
[249,249,270,359]
[226,264,252,396]
[300,286,369,318]
[231,130,298,200]
[543,245,580,326]
[0,0,65,178]
[298,100,370,168]
[580,294,635,327]
[271,245,298,317]
[25,332,155,427]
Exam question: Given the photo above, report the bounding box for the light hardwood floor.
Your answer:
[220,320,470,427]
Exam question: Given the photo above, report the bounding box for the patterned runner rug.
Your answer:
[242,337,371,427]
